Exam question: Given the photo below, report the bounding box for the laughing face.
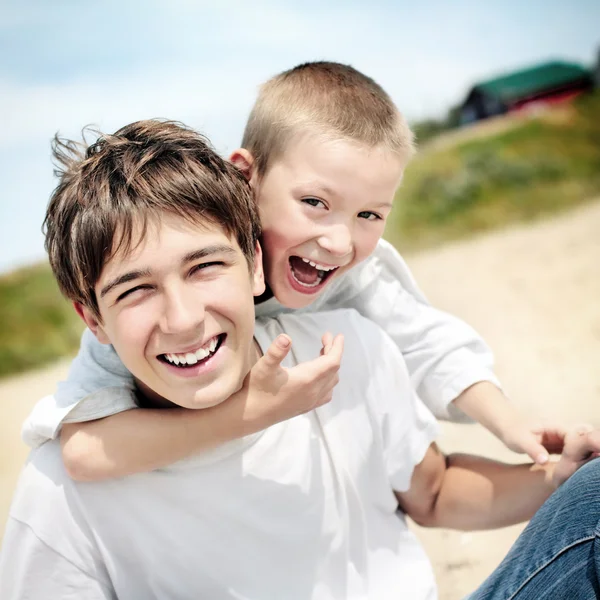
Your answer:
[79,214,265,410]
[250,134,405,309]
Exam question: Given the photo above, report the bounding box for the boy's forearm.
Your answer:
[61,393,252,481]
[453,381,521,439]
[427,453,555,531]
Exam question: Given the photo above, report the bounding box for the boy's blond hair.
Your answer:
[241,61,415,176]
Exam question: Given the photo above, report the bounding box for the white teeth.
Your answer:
[162,336,221,366]
[300,258,337,272]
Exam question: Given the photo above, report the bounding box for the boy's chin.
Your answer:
[135,379,234,411]
[275,283,330,309]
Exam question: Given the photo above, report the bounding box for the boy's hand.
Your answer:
[499,421,569,465]
[552,425,600,488]
[234,332,344,432]
[454,382,573,466]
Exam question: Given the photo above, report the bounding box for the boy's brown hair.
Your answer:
[45,119,260,320]
[241,61,415,176]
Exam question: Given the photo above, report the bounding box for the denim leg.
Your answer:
[467,458,600,600]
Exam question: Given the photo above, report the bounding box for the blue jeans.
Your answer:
[467,458,600,599]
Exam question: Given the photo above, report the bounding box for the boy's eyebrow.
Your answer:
[295,182,336,196]
[100,269,152,298]
[99,245,238,298]
[182,245,238,264]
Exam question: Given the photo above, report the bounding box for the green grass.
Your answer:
[0,263,83,378]
[386,92,600,251]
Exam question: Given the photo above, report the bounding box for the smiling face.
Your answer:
[79,214,265,410]
[247,134,405,309]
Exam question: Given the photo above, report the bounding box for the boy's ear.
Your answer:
[251,241,266,297]
[229,148,257,183]
[73,302,111,344]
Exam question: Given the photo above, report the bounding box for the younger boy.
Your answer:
[3,121,600,600]
[23,62,553,480]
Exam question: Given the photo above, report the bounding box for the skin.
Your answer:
[397,429,600,531]
[231,133,406,309]
[78,215,265,411]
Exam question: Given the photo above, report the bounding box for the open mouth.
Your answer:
[158,334,226,369]
[288,256,339,290]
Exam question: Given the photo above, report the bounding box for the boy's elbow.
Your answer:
[60,427,107,482]
[404,495,445,528]
[62,451,94,482]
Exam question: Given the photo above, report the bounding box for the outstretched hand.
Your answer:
[500,421,569,465]
[234,332,344,432]
[552,425,600,488]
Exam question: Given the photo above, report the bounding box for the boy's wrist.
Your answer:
[224,386,265,438]
[453,381,515,435]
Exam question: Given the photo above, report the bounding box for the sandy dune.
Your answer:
[1,200,599,598]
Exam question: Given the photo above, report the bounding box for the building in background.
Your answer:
[459,60,594,124]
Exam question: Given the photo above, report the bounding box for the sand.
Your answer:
[1,200,599,598]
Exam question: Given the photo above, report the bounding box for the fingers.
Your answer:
[324,334,344,365]
[321,332,333,356]
[525,440,551,465]
[259,334,292,369]
[565,428,600,463]
[533,426,569,456]
[304,334,344,372]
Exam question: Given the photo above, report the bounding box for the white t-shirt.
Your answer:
[22,240,497,448]
[2,311,440,600]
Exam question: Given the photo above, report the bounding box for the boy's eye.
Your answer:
[301,197,327,209]
[190,261,224,275]
[358,211,382,221]
[116,285,152,302]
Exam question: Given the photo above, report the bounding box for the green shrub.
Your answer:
[0,263,83,378]
[387,93,600,250]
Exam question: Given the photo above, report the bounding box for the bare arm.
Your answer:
[62,333,343,481]
[453,381,564,465]
[61,403,244,481]
[396,429,600,531]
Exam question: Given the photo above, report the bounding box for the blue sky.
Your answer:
[1,0,598,272]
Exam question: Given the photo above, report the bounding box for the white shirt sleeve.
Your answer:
[0,518,115,600]
[323,239,501,421]
[21,328,137,448]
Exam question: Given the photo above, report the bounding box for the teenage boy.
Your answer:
[2,121,600,600]
[24,62,558,481]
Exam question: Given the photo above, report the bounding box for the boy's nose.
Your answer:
[159,289,205,335]
[317,224,353,258]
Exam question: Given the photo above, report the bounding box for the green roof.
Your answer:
[474,61,591,102]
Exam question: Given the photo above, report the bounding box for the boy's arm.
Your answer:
[453,381,559,464]
[396,428,600,531]
[338,239,550,462]
[62,333,344,481]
